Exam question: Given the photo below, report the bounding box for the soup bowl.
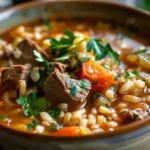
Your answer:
[0,1,150,150]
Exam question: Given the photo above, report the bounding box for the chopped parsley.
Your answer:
[48,108,61,119]
[16,93,48,116]
[125,70,140,79]
[78,79,91,90]
[48,124,58,132]
[43,19,50,29]
[33,50,51,86]
[103,64,110,69]
[70,85,78,96]
[133,47,148,55]
[50,29,75,58]
[49,29,120,65]
[87,39,120,65]
[74,57,90,69]
[0,114,10,122]
[27,120,38,130]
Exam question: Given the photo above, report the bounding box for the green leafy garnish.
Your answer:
[87,39,120,65]
[49,29,120,65]
[87,39,106,60]
[70,85,78,96]
[16,93,48,116]
[74,57,90,69]
[48,108,61,119]
[133,48,148,55]
[0,114,10,122]
[43,19,50,29]
[55,51,77,61]
[78,79,91,90]
[33,50,51,86]
[27,120,38,130]
[49,124,58,132]
[105,43,120,65]
[125,70,140,79]
[50,29,75,52]
[103,64,110,69]
[33,50,45,62]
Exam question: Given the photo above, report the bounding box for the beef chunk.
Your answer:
[121,108,150,123]
[12,39,48,65]
[44,69,90,110]
[50,62,67,73]
[1,64,31,92]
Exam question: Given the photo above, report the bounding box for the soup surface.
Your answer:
[0,17,150,136]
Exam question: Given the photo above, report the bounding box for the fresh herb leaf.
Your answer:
[16,93,48,117]
[16,95,26,105]
[132,70,140,76]
[0,114,10,121]
[133,48,147,55]
[33,50,45,62]
[50,29,75,52]
[55,51,77,61]
[78,79,91,90]
[49,124,58,132]
[105,43,120,65]
[103,64,110,69]
[31,97,48,112]
[43,19,50,29]
[27,120,38,130]
[125,70,140,79]
[87,39,106,60]
[87,39,120,65]
[48,108,61,119]
[33,50,51,86]
[74,57,90,69]
[70,85,78,96]
[109,99,113,104]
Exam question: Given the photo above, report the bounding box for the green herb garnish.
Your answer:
[125,70,140,79]
[87,39,120,65]
[78,79,91,90]
[50,29,120,65]
[48,108,61,119]
[133,48,147,55]
[16,93,48,116]
[50,29,75,52]
[0,114,10,122]
[70,85,78,96]
[43,19,50,29]
[74,57,90,69]
[33,50,51,86]
[27,120,38,130]
[103,64,110,69]
[48,124,58,132]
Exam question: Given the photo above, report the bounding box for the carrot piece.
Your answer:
[80,60,114,92]
[49,126,82,136]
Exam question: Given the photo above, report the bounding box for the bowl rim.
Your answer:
[0,0,150,143]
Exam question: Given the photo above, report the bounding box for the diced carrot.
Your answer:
[80,60,114,92]
[49,126,82,136]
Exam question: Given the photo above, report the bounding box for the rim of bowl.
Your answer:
[0,0,150,143]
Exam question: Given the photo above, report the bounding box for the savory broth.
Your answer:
[0,17,150,136]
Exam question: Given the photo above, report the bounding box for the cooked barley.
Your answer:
[122,95,140,103]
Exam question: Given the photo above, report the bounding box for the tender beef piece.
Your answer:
[44,69,90,110]
[12,39,49,65]
[1,64,31,92]
[50,62,67,73]
[121,108,149,123]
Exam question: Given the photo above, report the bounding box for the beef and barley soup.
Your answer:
[0,17,150,136]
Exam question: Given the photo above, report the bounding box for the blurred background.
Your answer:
[0,0,150,11]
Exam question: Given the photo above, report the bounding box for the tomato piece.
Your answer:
[49,126,82,136]
[80,60,114,92]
